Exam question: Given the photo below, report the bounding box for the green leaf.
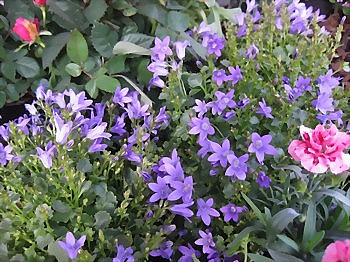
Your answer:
[137,58,153,85]
[315,189,350,207]
[271,208,300,233]
[268,249,304,262]
[188,73,203,87]
[94,211,111,230]
[241,192,265,224]
[65,63,82,77]
[226,225,263,255]
[276,235,300,252]
[85,79,98,98]
[136,2,167,25]
[96,75,120,93]
[122,33,154,48]
[16,57,40,78]
[306,230,325,252]
[167,11,190,31]
[91,23,118,58]
[302,201,316,247]
[79,181,92,196]
[106,55,126,74]
[83,0,107,23]
[113,41,152,56]
[67,29,88,63]
[1,61,16,82]
[6,84,19,101]
[76,158,92,173]
[52,200,71,213]
[48,241,68,262]
[248,254,274,262]
[0,91,5,108]
[42,32,70,69]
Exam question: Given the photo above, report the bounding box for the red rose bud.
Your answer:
[13,17,40,42]
[33,0,46,6]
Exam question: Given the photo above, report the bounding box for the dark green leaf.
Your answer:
[136,2,167,25]
[42,32,70,69]
[76,158,93,173]
[52,200,71,213]
[306,230,325,252]
[106,55,126,74]
[268,249,304,262]
[85,79,98,98]
[248,254,274,262]
[271,208,300,233]
[65,63,82,77]
[1,61,16,82]
[94,211,111,230]
[167,11,190,31]
[96,75,120,93]
[302,201,316,247]
[47,241,68,262]
[91,23,118,58]
[16,57,40,78]
[276,235,300,252]
[113,41,152,56]
[6,84,19,101]
[315,189,350,207]
[0,91,5,108]
[83,0,107,23]
[188,73,203,87]
[137,58,152,85]
[241,192,265,224]
[226,225,263,255]
[67,29,88,63]
[122,33,154,48]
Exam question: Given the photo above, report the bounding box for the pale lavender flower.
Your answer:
[170,201,194,221]
[193,99,208,118]
[0,143,13,165]
[257,98,274,119]
[246,0,258,13]
[88,138,108,153]
[312,93,334,114]
[209,90,236,115]
[150,36,173,61]
[198,138,213,158]
[234,13,246,26]
[317,110,343,126]
[256,171,272,188]
[163,162,185,183]
[167,176,193,202]
[155,106,169,128]
[225,154,249,180]
[113,87,133,107]
[113,244,134,262]
[54,113,73,145]
[248,133,277,164]
[220,204,245,222]
[226,66,243,85]
[149,76,165,88]
[147,61,169,77]
[111,113,127,136]
[207,139,234,168]
[246,44,259,59]
[295,76,312,92]
[196,198,220,226]
[86,122,112,140]
[25,102,38,115]
[205,34,225,57]
[194,230,216,254]
[188,117,215,141]
[158,148,181,173]
[64,89,93,113]
[148,176,172,202]
[237,23,247,37]
[0,124,9,141]
[36,142,56,169]
[58,232,86,260]
[150,241,173,260]
[317,69,341,95]
[212,69,227,86]
[16,116,31,135]
[125,100,149,120]
[237,98,250,108]
[174,40,190,60]
[179,244,201,262]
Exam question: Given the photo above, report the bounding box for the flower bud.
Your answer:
[33,0,46,7]
[13,17,40,42]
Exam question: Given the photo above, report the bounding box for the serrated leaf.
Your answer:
[65,63,82,77]
[52,200,71,213]
[67,29,88,63]
[77,158,92,173]
[94,211,111,229]
[106,55,126,74]
[42,32,70,69]
[113,41,152,56]
[85,79,98,98]
[83,0,107,23]
[16,57,40,78]
[91,23,118,57]
[96,75,120,93]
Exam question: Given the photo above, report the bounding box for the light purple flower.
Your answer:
[174,40,190,60]
[147,61,168,77]
[193,99,208,118]
[148,176,172,202]
[179,243,201,262]
[198,138,213,158]
[58,232,86,260]
[188,117,215,141]
[150,36,173,61]
[111,113,127,136]
[194,230,215,254]
[209,90,236,115]
[205,33,225,57]
[212,70,227,86]
[64,89,93,113]
[246,44,259,59]
[248,133,277,164]
[225,153,249,180]
[88,138,108,153]
[150,241,173,260]
[149,76,165,88]
[167,176,193,202]
[220,204,245,222]
[257,98,274,119]
[256,171,272,188]
[196,198,220,226]
[246,0,258,13]
[125,100,149,120]
[0,143,13,165]
[318,69,341,95]
[158,148,181,173]
[226,66,243,85]
[113,87,133,107]
[86,122,112,140]
[36,142,56,169]
[207,139,234,168]
[170,201,194,221]
[295,76,312,92]
[317,110,343,126]
[113,244,134,262]
[54,113,73,145]
[312,93,334,114]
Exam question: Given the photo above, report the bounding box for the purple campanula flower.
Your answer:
[148,176,172,202]
[318,69,341,95]
[113,244,134,262]
[194,230,216,254]
[25,102,38,116]
[188,117,215,141]
[170,201,194,221]
[125,100,149,120]
[312,93,334,114]
[150,241,173,261]
[234,13,246,26]
[198,138,213,158]
[220,204,245,222]
[226,66,243,85]
[0,124,9,141]
[284,84,302,102]
[248,133,277,164]
[167,176,193,202]
[158,148,181,172]
[64,89,93,113]
[205,33,225,57]
[163,162,185,183]
[295,76,312,92]
[257,98,274,119]
[246,44,259,59]
[193,99,208,118]
[256,171,272,188]
[36,83,54,104]
[113,87,133,107]
[86,122,112,140]
[174,40,190,60]
[196,198,220,226]
[122,145,142,163]
[209,90,236,115]
[53,113,73,145]
[212,69,227,86]
[237,23,247,37]
[88,138,108,153]
[58,232,86,260]
[155,106,169,128]
[225,154,249,180]
[36,142,56,168]
[160,225,176,234]
[150,36,173,61]
[246,0,258,13]
[111,113,127,136]
[149,76,165,88]
[207,139,234,168]
[16,116,31,135]
[237,98,250,108]
[179,243,201,262]
[275,17,283,30]
[147,61,168,77]
[317,110,343,126]
[0,143,13,165]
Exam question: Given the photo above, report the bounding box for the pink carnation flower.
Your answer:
[322,239,350,262]
[288,124,350,174]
